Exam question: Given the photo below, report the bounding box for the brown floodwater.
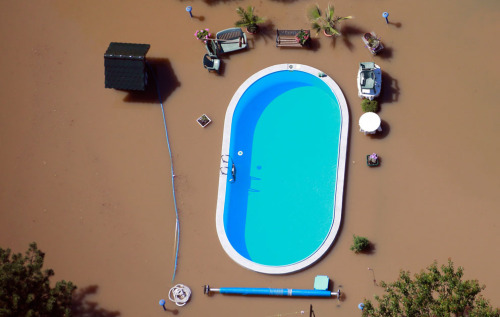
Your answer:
[1,0,499,316]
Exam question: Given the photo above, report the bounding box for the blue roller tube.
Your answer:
[221,287,332,297]
[204,285,340,298]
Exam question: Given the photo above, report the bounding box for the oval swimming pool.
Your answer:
[216,64,349,274]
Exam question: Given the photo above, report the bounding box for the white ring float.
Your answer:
[168,284,191,307]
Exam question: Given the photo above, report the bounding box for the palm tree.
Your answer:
[308,3,352,37]
[235,6,266,34]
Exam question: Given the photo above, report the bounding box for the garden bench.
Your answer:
[276,29,310,48]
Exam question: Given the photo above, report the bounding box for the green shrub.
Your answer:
[361,260,500,316]
[351,235,370,253]
[361,99,379,112]
[0,243,77,316]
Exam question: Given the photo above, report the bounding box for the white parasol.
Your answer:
[359,112,381,134]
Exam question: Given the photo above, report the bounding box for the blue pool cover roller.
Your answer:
[203,285,341,298]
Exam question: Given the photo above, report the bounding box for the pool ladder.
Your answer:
[220,154,235,182]
[220,155,229,175]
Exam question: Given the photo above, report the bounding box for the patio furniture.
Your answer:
[205,28,248,57]
[203,54,220,73]
[276,29,310,47]
[359,112,382,134]
[362,32,384,55]
[104,42,150,91]
[216,28,247,53]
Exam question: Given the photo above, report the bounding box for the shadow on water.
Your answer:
[377,46,393,60]
[160,304,179,315]
[328,36,337,49]
[72,285,121,317]
[379,72,400,104]
[200,0,237,6]
[123,58,180,104]
[319,23,364,50]
[359,242,377,255]
[340,24,365,51]
[388,21,402,28]
[268,0,301,3]
[252,21,276,45]
[191,15,205,22]
[216,59,226,76]
[308,38,321,51]
[199,0,300,5]
[368,120,390,139]
[310,304,316,317]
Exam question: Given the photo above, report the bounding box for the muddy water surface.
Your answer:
[1,0,499,316]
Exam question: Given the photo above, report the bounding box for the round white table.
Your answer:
[359,112,382,134]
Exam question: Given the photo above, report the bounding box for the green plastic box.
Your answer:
[314,275,330,290]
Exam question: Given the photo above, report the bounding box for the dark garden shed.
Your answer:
[104,42,151,91]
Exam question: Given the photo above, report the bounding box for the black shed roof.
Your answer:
[104,42,151,91]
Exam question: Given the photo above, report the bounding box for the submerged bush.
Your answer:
[351,235,370,253]
[0,243,77,316]
[361,99,379,112]
[361,260,500,317]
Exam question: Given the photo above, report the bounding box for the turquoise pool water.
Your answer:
[217,65,348,273]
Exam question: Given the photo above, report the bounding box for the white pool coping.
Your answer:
[216,64,349,274]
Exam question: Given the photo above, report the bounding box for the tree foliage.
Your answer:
[362,260,499,317]
[234,6,265,33]
[308,3,353,36]
[0,242,76,316]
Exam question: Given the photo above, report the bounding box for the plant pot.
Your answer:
[366,155,380,167]
[197,114,212,128]
[369,40,380,49]
[299,37,310,46]
[246,25,259,34]
[323,29,334,37]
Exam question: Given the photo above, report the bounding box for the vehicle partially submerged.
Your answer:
[357,62,382,100]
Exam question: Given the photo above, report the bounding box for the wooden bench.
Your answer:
[276,29,310,48]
